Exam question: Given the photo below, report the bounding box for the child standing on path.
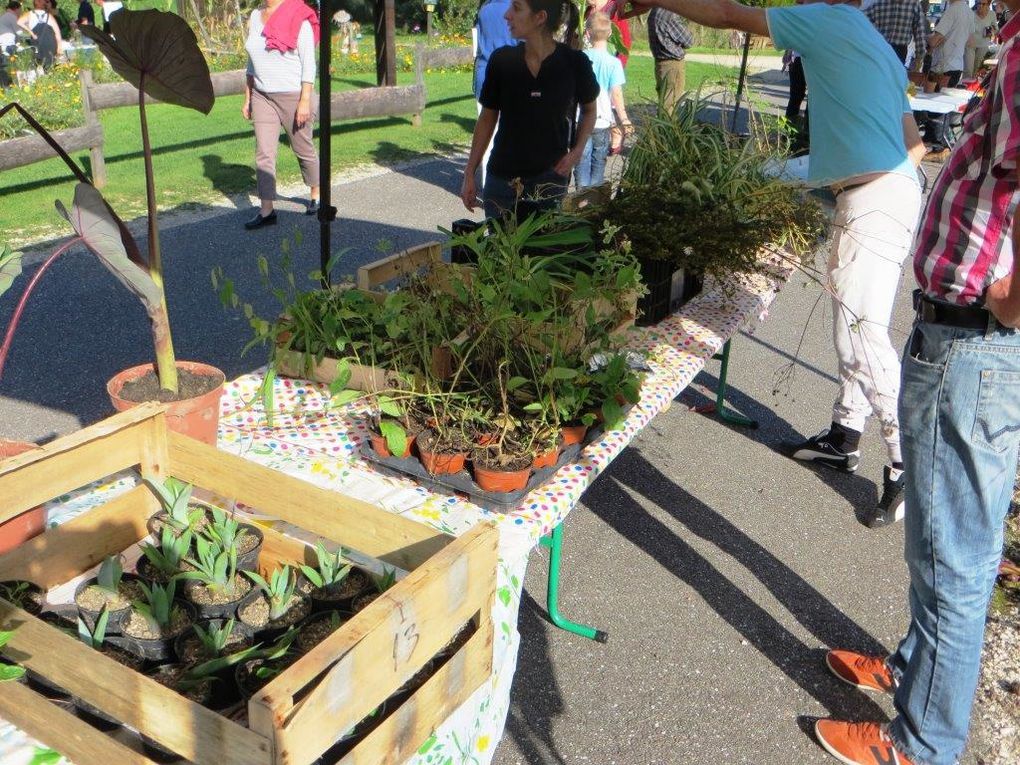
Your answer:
[575,12,631,188]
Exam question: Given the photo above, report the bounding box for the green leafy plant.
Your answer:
[97,556,123,595]
[132,580,177,631]
[146,476,204,533]
[245,566,299,621]
[180,537,240,599]
[299,542,353,589]
[0,630,26,682]
[77,608,110,650]
[372,567,398,594]
[0,581,33,609]
[29,747,65,765]
[181,642,262,689]
[251,626,300,681]
[192,619,238,658]
[141,526,193,579]
[203,507,248,552]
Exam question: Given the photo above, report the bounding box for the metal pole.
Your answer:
[730,32,752,134]
[318,0,336,288]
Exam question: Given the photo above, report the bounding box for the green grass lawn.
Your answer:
[2,58,736,244]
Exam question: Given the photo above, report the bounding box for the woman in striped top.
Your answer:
[242,0,320,230]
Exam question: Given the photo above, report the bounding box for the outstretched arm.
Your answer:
[634,0,769,37]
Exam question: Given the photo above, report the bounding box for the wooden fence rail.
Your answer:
[0,44,476,185]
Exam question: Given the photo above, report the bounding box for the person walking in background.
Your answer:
[18,0,61,69]
[461,0,598,220]
[965,0,997,76]
[473,0,516,187]
[0,1,20,88]
[575,12,630,188]
[783,48,808,151]
[824,5,1020,762]
[94,0,120,33]
[865,0,927,65]
[631,0,926,534]
[75,0,94,28]
[242,0,320,230]
[928,0,972,86]
[647,6,694,113]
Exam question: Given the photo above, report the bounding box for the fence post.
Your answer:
[78,68,106,188]
[411,44,425,128]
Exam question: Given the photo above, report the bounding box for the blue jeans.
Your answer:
[887,318,1020,764]
[482,169,568,222]
[574,128,611,189]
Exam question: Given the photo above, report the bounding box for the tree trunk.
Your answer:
[187,0,214,49]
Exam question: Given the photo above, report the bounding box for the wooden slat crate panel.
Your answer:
[0,406,500,765]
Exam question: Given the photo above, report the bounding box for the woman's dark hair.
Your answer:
[522,0,568,32]
[6,1,21,10]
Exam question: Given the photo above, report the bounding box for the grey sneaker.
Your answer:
[865,466,906,528]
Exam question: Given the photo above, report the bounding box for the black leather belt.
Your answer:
[913,289,990,330]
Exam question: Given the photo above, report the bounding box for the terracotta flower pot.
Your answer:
[107,361,225,446]
[369,430,415,459]
[0,440,46,555]
[472,464,531,493]
[418,448,467,476]
[531,444,561,470]
[560,424,588,446]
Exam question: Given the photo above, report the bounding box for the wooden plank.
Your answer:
[419,45,473,70]
[256,524,498,765]
[78,68,107,188]
[356,242,442,290]
[167,432,451,570]
[275,350,392,392]
[88,70,247,111]
[330,84,425,122]
[0,124,103,172]
[0,680,162,765]
[0,483,154,587]
[0,602,272,765]
[0,405,166,521]
[340,622,494,765]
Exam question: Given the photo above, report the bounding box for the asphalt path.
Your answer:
[0,107,986,763]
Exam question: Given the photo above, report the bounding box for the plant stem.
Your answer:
[139,74,178,394]
[0,238,81,383]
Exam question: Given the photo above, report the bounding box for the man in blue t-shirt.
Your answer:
[633,0,926,758]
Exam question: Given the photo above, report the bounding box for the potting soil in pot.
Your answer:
[186,576,252,608]
[118,369,221,403]
[122,606,192,641]
[176,626,252,666]
[75,578,143,613]
[295,611,348,653]
[239,594,311,634]
[311,568,371,607]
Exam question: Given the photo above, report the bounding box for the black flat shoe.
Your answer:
[244,211,277,230]
[305,199,319,216]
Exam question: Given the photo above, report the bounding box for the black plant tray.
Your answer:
[358,425,605,513]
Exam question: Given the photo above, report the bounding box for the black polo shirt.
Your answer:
[480,42,599,180]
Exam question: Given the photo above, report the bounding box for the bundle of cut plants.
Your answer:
[597,93,827,284]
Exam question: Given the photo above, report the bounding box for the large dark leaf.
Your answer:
[56,183,163,313]
[83,10,214,114]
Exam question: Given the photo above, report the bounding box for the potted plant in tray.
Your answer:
[73,556,142,634]
[240,565,311,640]
[178,537,256,620]
[119,580,195,661]
[0,11,224,444]
[299,541,372,612]
[136,527,192,585]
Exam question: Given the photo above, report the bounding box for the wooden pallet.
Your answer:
[0,404,498,765]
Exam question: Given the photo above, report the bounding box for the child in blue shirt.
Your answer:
[575,12,630,188]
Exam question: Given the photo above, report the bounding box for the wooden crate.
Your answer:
[0,404,498,765]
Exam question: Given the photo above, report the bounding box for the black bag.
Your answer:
[32,13,57,69]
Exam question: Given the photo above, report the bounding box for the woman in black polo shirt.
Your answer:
[461,0,599,220]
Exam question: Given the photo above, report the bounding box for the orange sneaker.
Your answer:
[826,649,896,694]
[815,720,915,765]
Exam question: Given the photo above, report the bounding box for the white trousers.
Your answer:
[828,172,922,465]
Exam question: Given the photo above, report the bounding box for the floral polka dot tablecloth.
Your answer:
[0,263,789,765]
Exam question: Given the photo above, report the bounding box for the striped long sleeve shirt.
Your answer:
[865,0,927,60]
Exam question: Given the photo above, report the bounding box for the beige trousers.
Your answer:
[655,59,686,114]
[251,88,319,201]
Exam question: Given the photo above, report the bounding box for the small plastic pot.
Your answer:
[141,734,184,764]
[309,568,373,613]
[25,613,74,701]
[113,601,197,662]
[559,424,588,446]
[531,443,562,470]
[239,595,312,644]
[172,618,255,667]
[74,696,122,731]
[235,523,264,572]
[183,577,259,621]
[418,448,467,476]
[472,464,531,493]
[74,573,144,636]
[0,580,46,615]
[295,610,351,654]
[369,430,415,459]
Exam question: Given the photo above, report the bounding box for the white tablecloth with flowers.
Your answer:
[0,258,792,765]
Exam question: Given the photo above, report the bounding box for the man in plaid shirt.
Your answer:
[822,7,1020,765]
[865,0,927,65]
[648,7,694,111]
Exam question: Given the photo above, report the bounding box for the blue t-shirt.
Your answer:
[585,47,626,129]
[767,3,914,186]
[474,0,517,100]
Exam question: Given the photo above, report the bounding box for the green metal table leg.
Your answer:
[708,339,758,429]
[538,523,608,643]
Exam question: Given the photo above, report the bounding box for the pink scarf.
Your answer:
[262,0,320,53]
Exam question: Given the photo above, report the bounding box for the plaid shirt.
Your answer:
[914,13,1020,305]
[648,8,695,62]
[865,0,927,60]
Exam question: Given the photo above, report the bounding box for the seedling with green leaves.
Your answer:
[203,507,248,552]
[0,581,33,608]
[132,580,177,631]
[140,527,192,580]
[299,542,353,589]
[146,476,204,533]
[180,642,262,690]
[192,619,239,658]
[180,537,241,598]
[97,556,124,595]
[77,608,110,649]
[372,566,398,593]
[0,630,25,682]
[245,566,299,621]
[251,626,299,681]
